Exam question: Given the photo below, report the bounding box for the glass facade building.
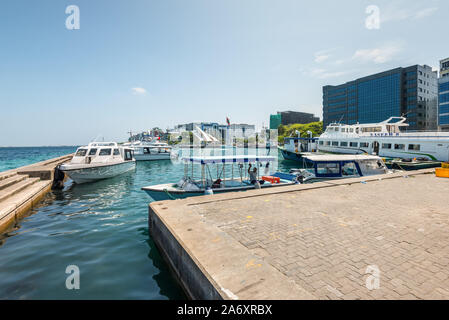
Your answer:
[323,65,438,131]
[439,77,449,129]
[439,58,449,131]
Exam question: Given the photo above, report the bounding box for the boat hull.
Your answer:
[134,153,171,161]
[279,148,318,165]
[142,180,296,201]
[61,161,136,184]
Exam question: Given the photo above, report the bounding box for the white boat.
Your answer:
[318,117,449,162]
[60,142,136,184]
[126,140,173,161]
[142,155,299,201]
[290,154,391,183]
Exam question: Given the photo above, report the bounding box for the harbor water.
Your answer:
[0,146,297,299]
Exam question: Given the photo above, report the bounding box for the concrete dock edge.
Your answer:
[149,205,224,300]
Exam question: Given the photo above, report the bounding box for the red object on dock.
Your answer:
[262,176,280,184]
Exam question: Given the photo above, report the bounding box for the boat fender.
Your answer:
[254,181,261,189]
[204,188,214,195]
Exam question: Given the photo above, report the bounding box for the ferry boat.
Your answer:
[128,140,173,161]
[290,154,391,183]
[141,155,298,201]
[318,117,449,162]
[60,142,136,184]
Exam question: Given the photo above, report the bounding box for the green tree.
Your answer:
[277,121,323,145]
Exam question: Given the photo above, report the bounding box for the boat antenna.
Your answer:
[337,114,344,124]
[91,134,102,142]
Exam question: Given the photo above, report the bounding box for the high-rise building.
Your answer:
[439,58,449,131]
[270,111,319,129]
[323,65,438,131]
[440,57,449,78]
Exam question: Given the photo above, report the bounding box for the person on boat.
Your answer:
[248,164,258,184]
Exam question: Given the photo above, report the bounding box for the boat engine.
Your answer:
[52,165,65,190]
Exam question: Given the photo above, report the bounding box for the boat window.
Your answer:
[360,142,369,148]
[408,144,420,151]
[332,141,339,146]
[350,142,358,148]
[75,149,88,157]
[113,149,120,155]
[317,163,340,175]
[143,148,151,154]
[342,162,357,176]
[340,142,348,147]
[361,127,382,133]
[319,141,324,145]
[99,148,112,156]
[325,141,330,146]
[382,143,392,149]
[124,149,133,161]
[349,128,354,133]
[394,144,405,150]
[88,148,97,156]
[335,128,339,132]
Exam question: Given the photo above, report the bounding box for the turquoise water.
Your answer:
[0,147,298,299]
[0,147,78,172]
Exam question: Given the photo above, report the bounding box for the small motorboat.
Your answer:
[60,142,136,184]
[290,154,392,183]
[142,155,298,201]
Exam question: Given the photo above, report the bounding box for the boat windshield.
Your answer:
[316,163,340,175]
[99,148,112,156]
[75,149,88,157]
[359,160,386,175]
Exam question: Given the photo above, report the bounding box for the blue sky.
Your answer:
[0,0,448,146]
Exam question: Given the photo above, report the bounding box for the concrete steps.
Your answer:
[0,180,50,222]
[0,177,40,203]
[0,174,27,191]
[0,153,73,233]
[0,171,17,182]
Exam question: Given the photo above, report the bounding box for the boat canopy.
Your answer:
[182,155,276,164]
[303,154,381,162]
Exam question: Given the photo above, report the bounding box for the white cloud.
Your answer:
[414,7,438,19]
[304,68,353,80]
[314,50,332,63]
[131,87,147,95]
[381,2,438,23]
[352,43,403,64]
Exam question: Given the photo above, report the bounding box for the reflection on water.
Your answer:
[0,147,299,299]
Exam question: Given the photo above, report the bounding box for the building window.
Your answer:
[319,141,324,145]
[394,144,405,150]
[408,144,420,151]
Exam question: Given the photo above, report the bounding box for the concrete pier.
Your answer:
[148,169,449,300]
[0,154,73,234]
